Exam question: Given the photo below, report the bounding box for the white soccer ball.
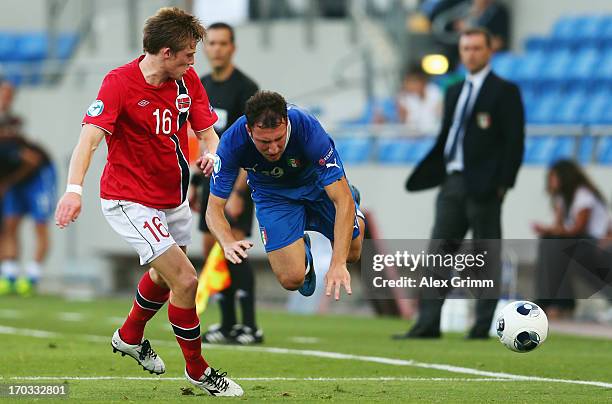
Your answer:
[495,301,548,353]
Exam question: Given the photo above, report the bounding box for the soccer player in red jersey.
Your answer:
[54,7,242,397]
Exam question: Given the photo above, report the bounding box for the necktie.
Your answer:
[446,81,473,162]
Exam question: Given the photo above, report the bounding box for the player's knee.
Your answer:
[173,273,198,299]
[278,272,304,291]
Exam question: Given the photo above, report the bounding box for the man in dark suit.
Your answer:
[394,27,524,339]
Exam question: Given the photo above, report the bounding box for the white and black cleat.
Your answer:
[202,323,234,344]
[111,329,165,375]
[184,366,244,397]
[230,324,264,345]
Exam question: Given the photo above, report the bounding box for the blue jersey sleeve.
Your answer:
[299,110,345,187]
[209,132,239,199]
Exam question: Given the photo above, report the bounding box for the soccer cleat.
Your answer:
[0,277,13,296]
[298,233,316,297]
[111,329,165,374]
[184,366,244,397]
[202,323,234,344]
[15,277,34,297]
[230,324,264,345]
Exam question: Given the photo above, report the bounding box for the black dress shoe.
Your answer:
[392,330,441,340]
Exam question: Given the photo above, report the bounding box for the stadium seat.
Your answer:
[513,51,546,82]
[523,136,575,165]
[541,49,573,81]
[490,52,520,81]
[527,92,562,124]
[577,135,595,164]
[333,137,373,164]
[551,16,589,45]
[596,136,612,164]
[376,137,436,165]
[597,48,612,82]
[582,90,612,125]
[568,47,599,82]
[15,33,48,61]
[0,32,17,62]
[554,90,587,124]
[376,138,414,164]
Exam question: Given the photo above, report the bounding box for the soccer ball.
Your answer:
[496,301,548,353]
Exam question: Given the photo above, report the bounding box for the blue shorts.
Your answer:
[3,164,57,223]
[252,182,361,252]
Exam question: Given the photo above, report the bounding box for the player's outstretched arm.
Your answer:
[194,126,220,176]
[323,177,354,300]
[55,124,105,229]
[206,193,253,264]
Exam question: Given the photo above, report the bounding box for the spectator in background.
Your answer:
[533,159,612,319]
[187,22,262,345]
[397,64,443,135]
[0,122,56,296]
[454,0,509,51]
[397,28,524,339]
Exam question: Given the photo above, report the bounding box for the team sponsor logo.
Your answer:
[86,100,104,117]
[477,112,491,130]
[287,158,301,168]
[325,158,340,170]
[175,94,192,113]
[320,146,334,163]
[260,227,268,246]
[137,99,150,107]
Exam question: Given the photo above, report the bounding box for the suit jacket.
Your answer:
[405,71,525,200]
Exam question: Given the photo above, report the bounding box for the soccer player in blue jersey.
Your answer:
[204,91,365,300]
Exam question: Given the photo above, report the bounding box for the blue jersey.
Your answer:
[210,106,345,199]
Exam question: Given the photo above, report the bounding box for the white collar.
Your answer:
[466,64,491,88]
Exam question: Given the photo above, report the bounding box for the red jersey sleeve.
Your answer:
[187,69,218,132]
[82,72,124,134]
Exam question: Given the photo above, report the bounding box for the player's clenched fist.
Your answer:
[55,192,82,229]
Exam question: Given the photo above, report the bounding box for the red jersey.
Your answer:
[82,56,217,208]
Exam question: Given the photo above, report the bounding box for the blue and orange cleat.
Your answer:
[298,233,316,297]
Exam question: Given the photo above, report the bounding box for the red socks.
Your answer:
[119,271,170,344]
[168,303,208,379]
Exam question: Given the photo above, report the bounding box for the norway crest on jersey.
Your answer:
[175,94,191,113]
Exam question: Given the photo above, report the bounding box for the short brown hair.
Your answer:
[460,27,492,48]
[143,7,205,54]
[245,91,288,129]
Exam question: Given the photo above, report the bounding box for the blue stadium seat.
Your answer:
[524,136,575,165]
[0,33,17,62]
[490,52,520,81]
[597,48,612,82]
[333,137,373,164]
[541,49,573,81]
[577,135,595,164]
[527,92,562,124]
[596,136,612,164]
[554,90,587,124]
[56,32,80,60]
[582,90,612,125]
[551,16,589,44]
[568,47,599,82]
[14,33,48,61]
[377,138,414,164]
[524,36,553,52]
[513,51,546,82]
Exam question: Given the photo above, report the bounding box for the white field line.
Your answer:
[0,325,610,389]
[0,376,517,382]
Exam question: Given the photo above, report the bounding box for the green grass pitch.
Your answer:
[0,295,610,402]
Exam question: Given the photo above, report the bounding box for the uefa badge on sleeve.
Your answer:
[87,100,104,117]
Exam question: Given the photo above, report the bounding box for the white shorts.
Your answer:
[101,199,192,265]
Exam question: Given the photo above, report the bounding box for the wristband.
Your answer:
[66,184,83,195]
